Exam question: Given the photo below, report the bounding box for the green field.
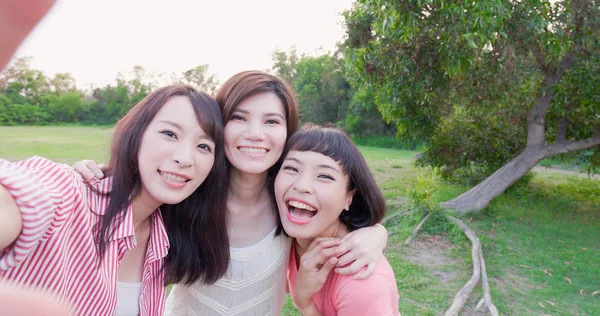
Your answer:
[0,126,113,165]
[2,126,598,315]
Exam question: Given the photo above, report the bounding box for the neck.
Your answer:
[228,167,270,204]
[130,194,160,230]
[294,221,349,258]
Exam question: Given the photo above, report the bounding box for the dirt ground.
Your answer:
[402,234,489,315]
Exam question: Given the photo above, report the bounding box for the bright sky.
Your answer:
[12,0,354,88]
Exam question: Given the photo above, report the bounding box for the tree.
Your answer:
[50,73,76,94]
[271,47,300,84]
[175,65,219,95]
[344,0,600,214]
[0,56,50,106]
[294,53,351,125]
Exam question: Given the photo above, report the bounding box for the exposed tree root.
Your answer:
[404,212,431,245]
[445,216,498,316]
[383,208,498,315]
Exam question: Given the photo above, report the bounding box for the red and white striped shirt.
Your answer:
[0,156,169,315]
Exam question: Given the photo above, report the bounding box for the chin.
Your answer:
[153,192,189,206]
[281,223,312,239]
[238,165,272,175]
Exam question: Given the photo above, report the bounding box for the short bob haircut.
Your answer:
[99,84,230,285]
[278,124,386,231]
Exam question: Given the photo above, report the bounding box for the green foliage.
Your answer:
[0,57,220,125]
[271,47,299,84]
[174,64,219,96]
[351,135,420,150]
[340,85,395,136]
[344,0,600,179]
[270,49,393,137]
[293,53,350,125]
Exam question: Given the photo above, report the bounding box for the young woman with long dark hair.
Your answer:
[0,85,230,316]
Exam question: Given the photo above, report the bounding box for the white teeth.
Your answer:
[288,200,316,212]
[239,147,267,154]
[159,171,187,183]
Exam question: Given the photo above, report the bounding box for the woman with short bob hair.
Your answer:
[277,124,400,315]
[0,84,230,316]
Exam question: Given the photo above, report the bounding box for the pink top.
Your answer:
[0,156,169,316]
[288,243,400,316]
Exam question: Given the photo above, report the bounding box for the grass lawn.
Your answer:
[0,125,112,164]
[2,126,598,315]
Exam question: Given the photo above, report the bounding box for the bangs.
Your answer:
[187,90,224,143]
[286,125,355,176]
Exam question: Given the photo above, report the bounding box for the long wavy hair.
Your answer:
[97,84,229,285]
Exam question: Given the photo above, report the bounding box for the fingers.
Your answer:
[305,237,342,252]
[334,257,366,275]
[335,248,358,267]
[300,247,346,272]
[72,160,104,181]
[353,262,377,280]
[300,239,346,272]
[316,256,338,280]
[97,164,109,174]
[84,160,105,178]
[72,161,96,181]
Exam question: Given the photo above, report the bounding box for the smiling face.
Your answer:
[223,92,288,175]
[137,95,216,208]
[274,150,355,240]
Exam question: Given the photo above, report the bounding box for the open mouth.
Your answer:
[158,170,191,183]
[287,200,318,221]
[239,146,269,154]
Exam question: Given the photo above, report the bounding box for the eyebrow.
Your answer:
[158,120,183,130]
[158,120,214,141]
[284,157,341,173]
[233,109,285,120]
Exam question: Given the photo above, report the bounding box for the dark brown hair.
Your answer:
[278,124,386,231]
[98,84,229,285]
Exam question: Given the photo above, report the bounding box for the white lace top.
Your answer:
[164,228,291,315]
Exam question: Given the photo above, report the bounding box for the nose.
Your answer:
[173,144,193,168]
[293,173,313,194]
[246,120,265,141]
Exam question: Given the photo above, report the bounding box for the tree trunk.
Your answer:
[440,147,547,214]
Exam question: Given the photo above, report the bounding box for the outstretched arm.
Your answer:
[0,157,78,270]
[0,185,22,249]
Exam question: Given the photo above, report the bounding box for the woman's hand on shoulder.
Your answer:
[72,159,107,181]
[336,224,388,279]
